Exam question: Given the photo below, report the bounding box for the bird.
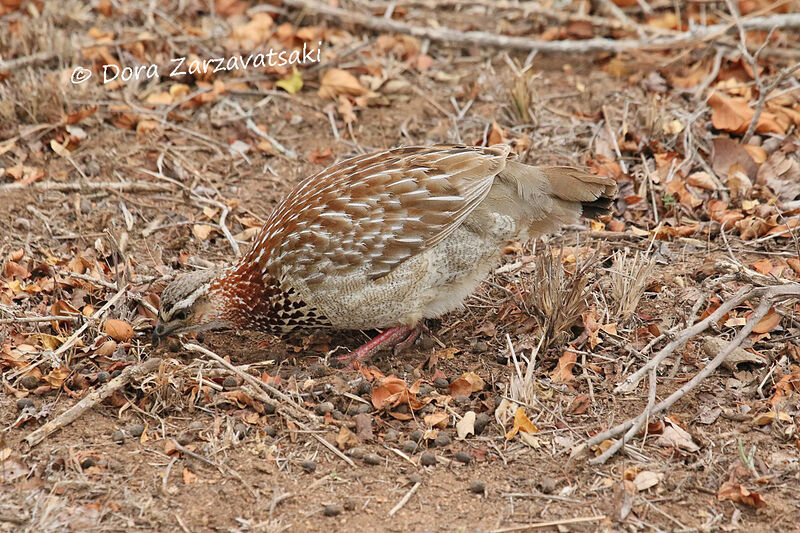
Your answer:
[153,144,616,362]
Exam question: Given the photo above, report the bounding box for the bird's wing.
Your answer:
[252,144,510,285]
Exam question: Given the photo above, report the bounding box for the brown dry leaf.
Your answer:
[308,147,333,165]
[424,411,448,429]
[655,420,699,452]
[318,69,370,99]
[337,94,357,124]
[183,467,198,485]
[708,91,783,134]
[751,410,792,425]
[753,307,782,333]
[192,224,214,240]
[371,376,407,409]
[487,121,509,146]
[756,139,800,202]
[550,349,577,384]
[104,319,134,342]
[718,481,767,508]
[336,426,360,450]
[504,407,538,440]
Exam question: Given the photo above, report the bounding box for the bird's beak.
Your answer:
[151,322,175,345]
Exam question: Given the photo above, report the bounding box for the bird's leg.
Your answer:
[337,325,421,363]
[392,323,429,354]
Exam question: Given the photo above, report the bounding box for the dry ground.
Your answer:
[2,1,800,532]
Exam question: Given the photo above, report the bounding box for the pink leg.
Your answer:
[337,325,419,363]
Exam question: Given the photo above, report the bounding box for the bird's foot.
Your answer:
[336,325,423,364]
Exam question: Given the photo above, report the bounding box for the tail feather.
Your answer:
[536,166,617,219]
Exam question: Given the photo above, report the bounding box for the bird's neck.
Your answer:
[207,261,327,334]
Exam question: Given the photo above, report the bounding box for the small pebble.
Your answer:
[309,364,326,378]
[383,429,399,442]
[96,371,110,383]
[357,381,371,396]
[177,432,194,446]
[13,217,31,230]
[453,395,470,405]
[537,477,558,494]
[434,433,451,447]
[472,341,489,353]
[496,353,509,365]
[410,429,424,442]
[403,364,414,373]
[16,397,34,411]
[356,403,371,414]
[188,421,205,432]
[19,375,39,390]
[346,405,361,416]
[323,504,343,517]
[234,424,248,438]
[315,401,335,415]
[408,473,423,485]
[222,376,239,389]
[128,424,145,438]
[80,457,96,469]
[454,451,472,464]
[347,447,366,460]
[469,480,485,494]
[112,430,125,444]
[474,413,491,435]
[401,441,418,454]
[363,453,382,465]
[418,384,433,395]
[433,377,449,389]
[166,338,181,352]
[111,369,122,378]
[263,402,276,415]
[264,426,277,438]
[300,460,317,472]
[420,453,437,466]
[331,409,345,421]
[419,337,436,350]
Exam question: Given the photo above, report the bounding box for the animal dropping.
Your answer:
[154,145,616,362]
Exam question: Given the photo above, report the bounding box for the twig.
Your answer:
[245,119,298,160]
[577,284,799,462]
[490,516,607,532]
[280,0,800,53]
[9,284,130,380]
[23,358,162,448]
[614,285,751,393]
[0,315,83,325]
[0,181,173,193]
[182,343,318,424]
[388,482,421,517]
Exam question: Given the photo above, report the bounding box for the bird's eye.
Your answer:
[172,309,188,321]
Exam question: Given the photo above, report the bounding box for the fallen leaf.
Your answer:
[718,481,767,508]
[318,68,370,99]
[276,66,303,94]
[424,411,448,429]
[335,426,360,450]
[655,420,699,452]
[104,319,134,342]
[183,467,198,484]
[505,407,538,439]
[456,411,476,439]
[550,349,577,384]
[633,470,663,491]
[753,307,782,333]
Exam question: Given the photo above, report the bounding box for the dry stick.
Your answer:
[388,481,421,517]
[489,516,607,533]
[181,344,356,467]
[280,0,800,52]
[0,315,82,325]
[8,285,130,381]
[614,285,752,394]
[742,61,800,144]
[579,286,798,462]
[182,343,317,423]
[23,358,162,448]
[0,181,173,193]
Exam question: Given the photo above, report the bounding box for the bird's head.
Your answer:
[152,268,232,344]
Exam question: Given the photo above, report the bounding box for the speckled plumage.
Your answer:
[154,144,616,355]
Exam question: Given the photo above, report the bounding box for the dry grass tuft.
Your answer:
[607,248,656,323]
[521,246,594,350]
[0,71,66,130]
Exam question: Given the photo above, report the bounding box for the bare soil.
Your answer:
[2,2,800,532]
